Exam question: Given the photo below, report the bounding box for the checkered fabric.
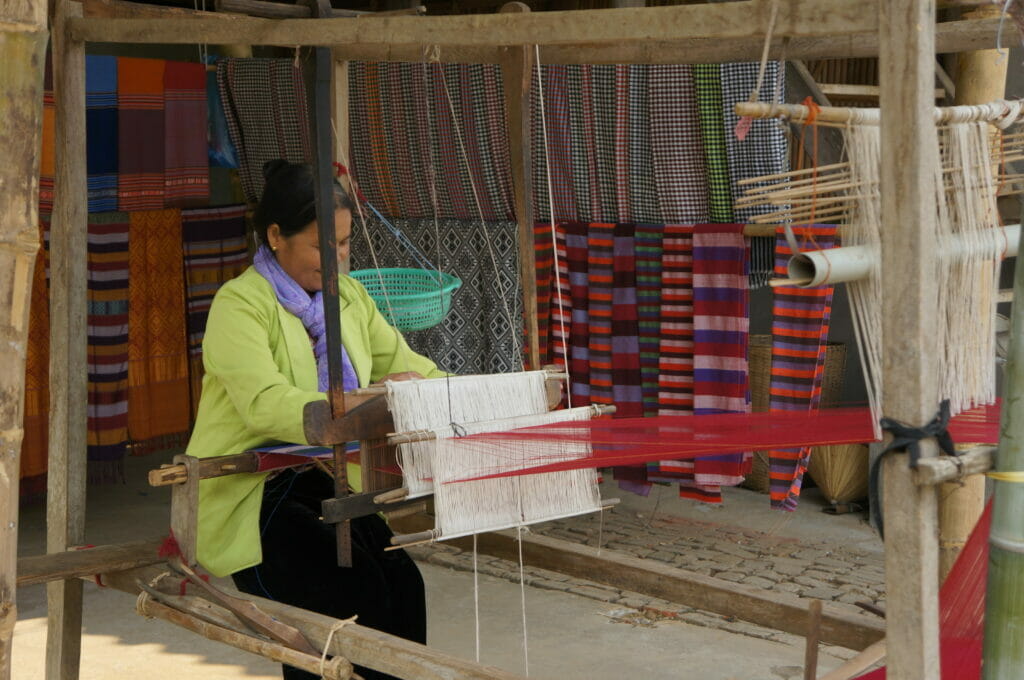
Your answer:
[532,66,578,222]
[694,64,734,223]
[350,216,522,375]
[217,58,312,203]
[628,67,660,223]
[767,225,838,510]
[649,65,709,225]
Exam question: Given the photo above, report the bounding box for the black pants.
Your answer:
[232,469,427,680]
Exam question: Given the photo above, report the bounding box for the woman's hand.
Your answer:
[374,371,425,384]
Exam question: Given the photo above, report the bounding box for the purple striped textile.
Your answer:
[565,221,591,405]
[634,224,664,417]
[650,66,709,225]
[217,58,312,203]
[657,224,695,415]
[587,222,616,406]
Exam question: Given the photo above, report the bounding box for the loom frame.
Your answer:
[2,0,1018,678]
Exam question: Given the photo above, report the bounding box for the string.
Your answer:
[473,533,481,663]
[534,44,572,405]
[517,525,530,677]
[320,615,358,678]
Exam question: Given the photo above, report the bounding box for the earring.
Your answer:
[271,245,278,252]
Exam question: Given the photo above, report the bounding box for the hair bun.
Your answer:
[262,159,291,180]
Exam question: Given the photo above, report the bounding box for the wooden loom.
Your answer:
[3,1,1023,680]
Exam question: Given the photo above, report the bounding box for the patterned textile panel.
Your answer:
[657,224,695,415]
[586,222,616,406]
[634,224,664,418]
[767,225,838,510]
[564,220,591,405]
[127,210,191,453]
[531,66,578,222]
[181,205,250,416]
[348,62,513,221]
[349,216,522,375]
[611,223,643,418]
[21,221,50,480]
[649,65,708,225]
[86,213,132,480]
[217,58,312,203]
[118,57,166,211]
[39,56,55,214]
[164,62,210,207]
[694,64,734,224]
[86,55,119,213]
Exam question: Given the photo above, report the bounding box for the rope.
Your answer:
[319,615,358,678]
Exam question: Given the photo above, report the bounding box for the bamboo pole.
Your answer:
[878,1,942,678]
[0,0,48,676]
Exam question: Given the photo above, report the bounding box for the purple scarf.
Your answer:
[253,245,358,392]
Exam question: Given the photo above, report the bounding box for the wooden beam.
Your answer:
[0,0,48,675]
[878,0,942,677]
[46,2,89,679]
[913,445,996,485]
[81,0,231,19]
[327,17,1014,65]
[68,0,882,47]
[17,541,165,588]
[391,516,885,651]
[498,3,538,369]
[99,566,527,680]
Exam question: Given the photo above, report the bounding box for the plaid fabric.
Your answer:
[612,223,643,418]
[86,55,119,213]
[635,224,664,417]
[118,57,166,211]
[181,205,250,415]
[164,62,209,206]
[217,58,312,203]
[127,209,190,454]
[767,225,838,510]
[649,65,708,225]
[657,224,695,414]
[350,216,522,375]
[689,223,751,494]
[21,221,50,480]
[721,62,788,224]
[565,220,591,404]
[628,67,660,223]
[40,56,55,214]
[532,66,578,222]
[87,213,131,480]
[348,62,513,221]
[694,64,734,223]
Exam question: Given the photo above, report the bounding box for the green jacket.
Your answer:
[187,267,444,577]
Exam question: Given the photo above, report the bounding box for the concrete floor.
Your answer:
[13,455,866,680]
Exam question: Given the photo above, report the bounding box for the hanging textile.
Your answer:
[21,221,50,481]
[127,209,190,454]
[565,220,591,405]
[349,216,521,375]
[687,223,751,498]
[348,62,513,220]
[634,223,664,418]
[206,64,238,169]
[217,58,312,203]
[767,225,838,510]
[532,221,572,369]
[40,56,55,215]
[626,67,659,224]
[531,66,579,222]
[586,222,616,407]
[650,65,708,225]
[694,64,734,223]
[86,55,119,213]
[181,205,250,415]
[87,212,131,482]
[118,57,166,211]
[657,224,695,414]
[611,222,643,418]
[164,61,209,207]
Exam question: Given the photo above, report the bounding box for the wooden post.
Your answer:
[46,1,89,679]
[498,2,538,369]
[878,1,941,679]
[0,0,48,676]
[936,2,1009,583]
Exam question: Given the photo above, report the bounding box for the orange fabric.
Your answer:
[127,209,191,446]
[21,222,49,479]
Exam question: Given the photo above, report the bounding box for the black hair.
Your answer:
[252,159,355,245]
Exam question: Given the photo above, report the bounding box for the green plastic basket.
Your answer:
[350,268,462,332]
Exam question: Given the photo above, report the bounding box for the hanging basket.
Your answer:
[350,268,461,332]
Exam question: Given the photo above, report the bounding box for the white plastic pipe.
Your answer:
[784,224,1021,287]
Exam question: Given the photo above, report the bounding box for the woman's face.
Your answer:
[267,208,352,293]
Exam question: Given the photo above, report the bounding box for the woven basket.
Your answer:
[743,335,848,493]
[350,268,462,332]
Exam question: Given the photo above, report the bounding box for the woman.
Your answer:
[186,160,447,680]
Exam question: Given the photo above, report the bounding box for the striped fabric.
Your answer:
[87,213,131,481]
[217,58,312,203]
[533,221,572,369]
[86,55,119,213]
[657,224,695,414]
[565,221,591,405]
[40,57,55,214]
[689,223,751,497]
[21,221,50,480]
[612,223,643,418]
[587,222,616,406]
[164,61,209,206]
[128,210,191,454]
[634,224,664,417]
[767,225,839,510]
[650,65,708,225]
[694,64,734,223]
[118,57,166,211]
[181,205,250,415]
